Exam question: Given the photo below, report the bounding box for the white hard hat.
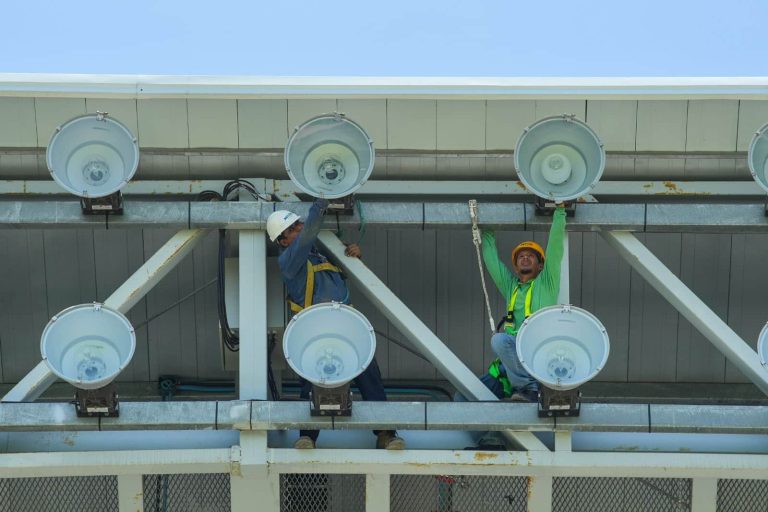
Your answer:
[266,210,301,242]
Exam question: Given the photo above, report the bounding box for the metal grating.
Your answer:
[391,475,527,512]
[717,479,768,511]
[143,473,230,512]
[553,477,691,512]
[0,476,118,512]
[280,474,365,512]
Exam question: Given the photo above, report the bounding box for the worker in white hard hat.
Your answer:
[266,198,405,450]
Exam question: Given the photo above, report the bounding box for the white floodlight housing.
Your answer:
[284,113,374,212]
[516,304,610,416]
[283,302,376,415]
[46,112,139,214]
[515,115,605,206]
[40,303,136,416]
[748,122,768,216]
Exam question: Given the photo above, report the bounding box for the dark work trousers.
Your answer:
[299,358,394,441]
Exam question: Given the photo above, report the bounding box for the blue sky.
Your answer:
[2,0,765,76]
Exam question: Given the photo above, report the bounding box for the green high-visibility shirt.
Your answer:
[481,207,566,335]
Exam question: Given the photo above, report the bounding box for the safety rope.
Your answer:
[469,199,496,332]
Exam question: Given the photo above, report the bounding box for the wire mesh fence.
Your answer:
[390,474,528,512]
[717,479,768,512]
[279,473,365,512]
[553,477,691,512]
[0,476,118,512]
[143,473,231,512]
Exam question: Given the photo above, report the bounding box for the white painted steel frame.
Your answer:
[1,74,767,99]
[1,447,766,480]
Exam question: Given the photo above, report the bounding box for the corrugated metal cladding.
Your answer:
[0,226,765,386]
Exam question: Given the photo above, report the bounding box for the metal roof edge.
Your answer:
[0,74,767,100]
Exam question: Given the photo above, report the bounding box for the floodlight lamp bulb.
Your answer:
[83,160,110,186]
[547,347,576,381]
[318,157,346,185]
[316,348,344,378]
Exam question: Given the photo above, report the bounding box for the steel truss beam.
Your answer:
[602,231,768,395]
[0,401,767,435]
[0,200,765,232]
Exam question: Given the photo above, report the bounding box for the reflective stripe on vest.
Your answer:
[288,261,341,313]
[487,358,512,398]
[503,281,534,333]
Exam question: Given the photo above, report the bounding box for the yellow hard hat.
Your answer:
[512,241,545,264]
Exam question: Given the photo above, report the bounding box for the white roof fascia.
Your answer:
[0,74,766,100]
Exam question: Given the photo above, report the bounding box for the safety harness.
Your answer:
[503,281,535,334]
[287,261,342,313]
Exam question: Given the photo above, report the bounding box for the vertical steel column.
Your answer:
[365,474,390,512]
[237,230,268,400]
[117,474,144,512]
[691,478,717,512]
[527,476,553,512]
[2,229,208,403]
[230,230,279,512]
[317,231,548,452]
[601,231,768,395]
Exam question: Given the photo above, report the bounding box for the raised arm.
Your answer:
[537,206,566,292]
[481,229,515,299]
[280,198,329,278]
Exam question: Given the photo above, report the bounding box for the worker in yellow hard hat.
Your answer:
[480,206,567,402]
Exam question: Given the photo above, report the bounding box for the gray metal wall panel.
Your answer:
[675,234,730,382]
[627,234,682,382]
[143,229,200,381]
[0,231,49,382]
[348,230,392,378]
[726,234,768,383]
[435,231,487,376]
[383,230,437,380]
[93,229,150,382]
[190,230,230,380]
[579,232,632,382]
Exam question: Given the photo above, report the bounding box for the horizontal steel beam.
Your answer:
[0,200,764,232]
[0,179,763,198]
[268,449,768,479]
[2,401,768,435]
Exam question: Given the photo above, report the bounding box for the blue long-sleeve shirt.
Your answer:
[278,199,349,306]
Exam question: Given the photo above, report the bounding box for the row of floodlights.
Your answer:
[47,112,768,212]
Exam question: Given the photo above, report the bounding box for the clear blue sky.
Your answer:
[2,0,765,76]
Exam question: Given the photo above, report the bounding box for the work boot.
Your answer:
[509,388,539,403]
[376,431,406,450]
[293,435,316,449]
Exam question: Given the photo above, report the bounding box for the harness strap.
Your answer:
[288,261,341,313]
[504,281,534,330]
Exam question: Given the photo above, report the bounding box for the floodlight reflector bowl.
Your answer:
[758,322,768,367]
[748,122,768,194]
[40,303,136,390]
[516,305,609,391]
[514,115,605,202]
[46,114,139,198]
[283,303,376,388]
[284,114,374,199]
